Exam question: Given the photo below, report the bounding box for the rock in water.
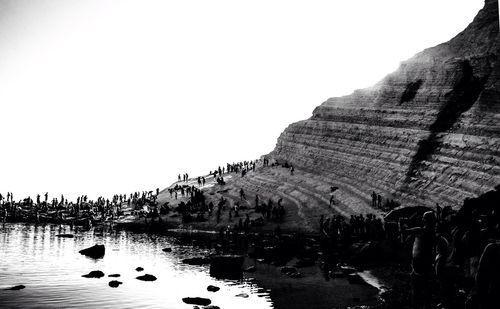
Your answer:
[136,267,144,272]
[235,293,249,298]
[79,244,105,259]
[209,255,244,279]
[56,234,74,238]
[207,285,220,292]
[108,274,121,278]
[108,280,122,288]
[182,297,211,306]
[5,285,25,290]
[82,271,105,278]
[162,247,172,252]
[136,274,157,281]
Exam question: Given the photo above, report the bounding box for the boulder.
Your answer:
[210,255,244,279]
[5,285,25,290]
[79,244,105,259]
[182,297,211,306]
[136,267,144,272]
[136,274,157,281]
[108,280,122,288]
[82,270,105,278]
[207,285,220,292]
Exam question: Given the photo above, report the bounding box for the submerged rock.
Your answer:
[79,244,105,259]
[82,271,105,278]
[207,285,220,292]
[182,297,211,306]
[5,285,25,290]
[136,274,157,281]
[108,280,122,288]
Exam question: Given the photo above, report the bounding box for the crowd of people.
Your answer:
[2,157,499,309]
[0,189,162,227]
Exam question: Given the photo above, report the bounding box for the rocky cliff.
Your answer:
[270,0,500,210]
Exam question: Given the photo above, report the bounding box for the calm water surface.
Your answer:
[0,223,272,308]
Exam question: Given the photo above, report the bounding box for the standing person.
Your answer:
[406,211,437,309]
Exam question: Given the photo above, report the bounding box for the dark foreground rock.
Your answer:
[82,271,105,278]
[5,285,25,290]
[79,244,105,259]
[108,280,123,288]
[209,255,244,279]
[182,297,211,306]
[136,274,157,281]
[207,285,220,292]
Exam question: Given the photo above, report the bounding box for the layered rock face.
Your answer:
[271,0,500,209]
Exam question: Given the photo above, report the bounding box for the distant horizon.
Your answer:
[0,0,485,201]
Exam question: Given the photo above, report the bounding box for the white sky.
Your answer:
[0,0,485,200]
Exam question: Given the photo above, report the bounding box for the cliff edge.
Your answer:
[270,0,499,209]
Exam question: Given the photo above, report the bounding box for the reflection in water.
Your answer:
[0,223,272,309]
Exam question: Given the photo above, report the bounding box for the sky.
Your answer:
[0,0,485,201]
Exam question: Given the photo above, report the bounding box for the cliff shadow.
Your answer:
[403,60,488,184]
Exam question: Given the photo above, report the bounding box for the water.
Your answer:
[0,223,380,309]
[0,223,272,309]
